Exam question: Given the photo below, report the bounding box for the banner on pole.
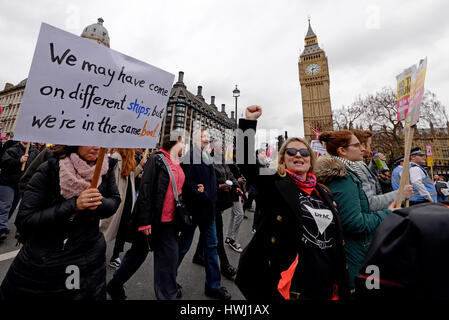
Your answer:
[310,140,327,156]
[405,57,427,127]
[426,144,433,167]
[13,23,175,148]
[396,64,417,121]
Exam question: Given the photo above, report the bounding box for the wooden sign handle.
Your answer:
[21,143,30,171]
[396,126,415,207]
[89,148,107,188]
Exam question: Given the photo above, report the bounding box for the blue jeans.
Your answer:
[0,185,19,230]
[178,217,221,291]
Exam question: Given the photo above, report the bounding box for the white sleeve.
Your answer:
[409,166,431,199]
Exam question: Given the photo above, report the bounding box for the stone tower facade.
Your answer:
[299,20,333,142]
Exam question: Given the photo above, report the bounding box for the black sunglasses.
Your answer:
[285,148,311,157]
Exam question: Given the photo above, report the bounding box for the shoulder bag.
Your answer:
[158,154,193,231]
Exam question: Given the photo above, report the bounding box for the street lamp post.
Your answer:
[233,85,240,127]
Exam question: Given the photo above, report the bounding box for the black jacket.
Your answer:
[181,147,217,224]
[128,152,172,240]
[0,140,18,161]
[19,147,54,196]
[235,119,350,300]
[0,156,120,300]
[435,181,448,197]
[0,143,39,188]
[356,202,449,299]
[215,162,238,212]
[229,163,244,201]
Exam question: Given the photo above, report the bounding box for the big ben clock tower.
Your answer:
[299,19,333,142]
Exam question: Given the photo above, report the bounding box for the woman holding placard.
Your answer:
[0,145,120,300]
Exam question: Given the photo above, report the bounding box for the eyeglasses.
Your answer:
[285,148,311,157]
[343,142,361,148]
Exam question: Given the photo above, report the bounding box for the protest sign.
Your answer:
[396,57,427,207]
[426,144,434,178]
[14,23,175,148]
[310,140,327,156]
[405,58,427,127]
[426,144,432,156]
[396,64,416,121]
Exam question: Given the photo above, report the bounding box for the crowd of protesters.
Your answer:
[0,104,448,301]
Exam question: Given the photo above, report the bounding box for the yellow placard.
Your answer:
[427,156,433,167]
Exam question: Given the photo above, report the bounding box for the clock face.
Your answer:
[305,63,321,76]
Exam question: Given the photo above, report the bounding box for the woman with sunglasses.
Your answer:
[235,105,349,300]
[314,130,397,293]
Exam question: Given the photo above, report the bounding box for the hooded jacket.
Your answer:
[314,155,391,289]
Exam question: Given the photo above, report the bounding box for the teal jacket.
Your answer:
[314,156,391,289]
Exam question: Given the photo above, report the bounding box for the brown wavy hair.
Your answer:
[114,148,136,178]
[319,130,353,156]
[277,137,316,177]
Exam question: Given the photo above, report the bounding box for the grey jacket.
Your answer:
[354,161,397,211]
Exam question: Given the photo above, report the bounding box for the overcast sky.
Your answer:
[1,0,448,140]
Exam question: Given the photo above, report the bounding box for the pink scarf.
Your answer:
[59,152,109,199]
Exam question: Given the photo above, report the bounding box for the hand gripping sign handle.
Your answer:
[396,126,415,207]
[89,148,107,188]
[21,143,30,171]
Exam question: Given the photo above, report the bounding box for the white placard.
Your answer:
[14,23,175,148]
[310,140,327,156]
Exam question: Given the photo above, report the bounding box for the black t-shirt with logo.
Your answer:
[290,189,337,299]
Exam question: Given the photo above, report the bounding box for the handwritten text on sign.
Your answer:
[396,64,417,121]
[14,23,175,148]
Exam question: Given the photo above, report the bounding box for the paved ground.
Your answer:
[0,203,256,300]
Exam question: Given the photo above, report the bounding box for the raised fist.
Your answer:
[245,105,262,121]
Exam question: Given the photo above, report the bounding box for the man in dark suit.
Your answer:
[177,129,231,300]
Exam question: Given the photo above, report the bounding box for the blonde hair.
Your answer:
[277,137,316,177]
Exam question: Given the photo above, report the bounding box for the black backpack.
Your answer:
[355,202,449,299]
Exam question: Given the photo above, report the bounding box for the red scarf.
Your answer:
[286,169,317,195]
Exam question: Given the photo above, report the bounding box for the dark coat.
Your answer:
[314,155,391,289]
[229,163,244,201]
[0,140,18,162]
[128,152,172,241]
[235,119,350,300]
[0,156,120,300]
[181,147,217,224]
[215,162,238,212]
[356,203,449,299]
[19,147,54,196]
[0,142,39,188]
